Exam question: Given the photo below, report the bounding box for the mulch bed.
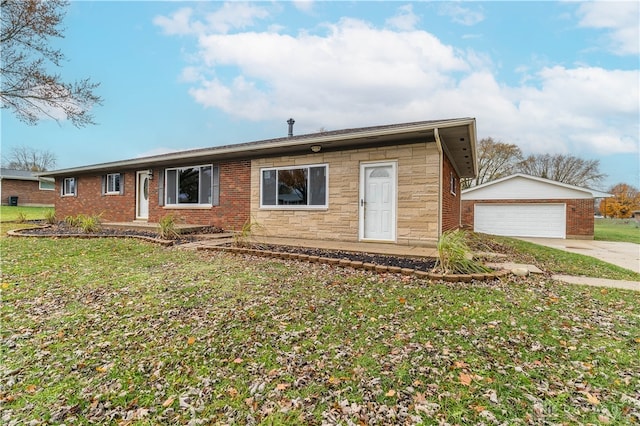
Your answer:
[13,222,223,243]
[243,243,437,271]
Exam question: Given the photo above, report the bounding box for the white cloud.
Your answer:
[576,1,640,55]
[153,7,195,35]
[155,5,639,159]
[386,4,419,31]
[154,2,269,35]
[438,3,484,26]
[292,1,314,13]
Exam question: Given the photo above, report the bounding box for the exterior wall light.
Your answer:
[310,145,321,153]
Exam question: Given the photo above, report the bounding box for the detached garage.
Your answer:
[461,174,611,239]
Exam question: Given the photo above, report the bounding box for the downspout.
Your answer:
[434,128,443,239]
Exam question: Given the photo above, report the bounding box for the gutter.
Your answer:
[434,128,443,238]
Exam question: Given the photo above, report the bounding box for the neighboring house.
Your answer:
[461,174,611,239]
[41,118,478,247]
[0,168,55,207]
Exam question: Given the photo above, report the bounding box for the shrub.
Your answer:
[233,219,262,247]
[15,212,27,223]
[436,229,492,274]
[64,215,82,228]
[158,214,180,240]
[79,214,102,233]
[44,209,56,225]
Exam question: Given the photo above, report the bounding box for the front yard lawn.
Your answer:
[0,206,52,223]
[595,218,640,244]
[1,235,638,425]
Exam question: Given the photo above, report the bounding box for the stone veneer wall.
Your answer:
[251,142,441,246]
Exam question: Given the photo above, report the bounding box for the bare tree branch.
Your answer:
[1,0,102,127]
[3,145,57,171]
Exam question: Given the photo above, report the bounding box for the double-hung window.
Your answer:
[62,177,76,196]
[261,164,328,208]
[106,173,121,194]
[165,165,219,206]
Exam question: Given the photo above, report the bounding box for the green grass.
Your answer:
[486,235,640,282]
[0,206,52,222]
[1,229,639,425]
[595,217,640,244]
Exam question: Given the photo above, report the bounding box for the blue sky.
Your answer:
[2,1,638,190]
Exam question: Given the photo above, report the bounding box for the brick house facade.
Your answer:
[43,118,478,245]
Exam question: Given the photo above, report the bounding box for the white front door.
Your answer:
[136,171,150,220]
[360,162,396,241]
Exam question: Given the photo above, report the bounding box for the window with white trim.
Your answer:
[165,165,219,206]
[62,177,76,196]
[106,173,121,194]
[39,179,55,191]
[261,164,327,208]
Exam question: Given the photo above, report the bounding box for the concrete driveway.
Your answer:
[517,238,640,274]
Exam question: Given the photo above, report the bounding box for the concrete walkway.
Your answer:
[552,275,639,291]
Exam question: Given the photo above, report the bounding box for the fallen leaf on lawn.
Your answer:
[96,365,108,373]
[25,384,37,394]
[600,288,608,295]
[398,297,406,304]
[385,389,396,397]
[162,396,175,407]
[187,336,196,345]
[470,404,486,413]
[585,392,600,405]
[233,357,243,364]
[228,387,238,397]
[327,376,341,385]
[276,383,290,391]
[459,373,472,386]
[453,360,469,369]
[598,415,611,424]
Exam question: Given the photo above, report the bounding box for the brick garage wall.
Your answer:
[149,160,250,230]
[54,172,136,222]
[461,199,595,238]
[441,153,460,232]
[1,179,55,206]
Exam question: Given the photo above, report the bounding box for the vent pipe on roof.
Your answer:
[287,118,295,137]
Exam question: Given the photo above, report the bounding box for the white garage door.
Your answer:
[474,203,566,238]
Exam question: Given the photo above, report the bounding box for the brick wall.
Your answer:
[149,160,250,230]
[441,153,461,232]
[1,179,55,206]
[54,173,136,221]
[461,199,595,238]
[55,160,251,230]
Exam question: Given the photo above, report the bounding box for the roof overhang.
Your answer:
[40,118,478,178]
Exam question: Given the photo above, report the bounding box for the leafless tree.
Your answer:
[462,137,523,189]
[4,145,56,171]
[517,153,605,187]
[1,0,102,127]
